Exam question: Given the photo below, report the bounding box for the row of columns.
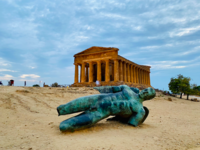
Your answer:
[118,60,150,85]
[74,59,151,85]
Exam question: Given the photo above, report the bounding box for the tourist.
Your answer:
[96,80,100,86]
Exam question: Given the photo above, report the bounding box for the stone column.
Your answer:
[142,69,144,84]
[139,68,141,84]
[133,66,134,83]
[129,64,131,82]
[146,71,148,85]
[127,64,130,82]
[105,59,110,82]
[134,66,136,83]
[86,66,89,82]
[114,59,119,82]
[80,65,82,83]
[137,68,139,84]
[89,62,93,83]
[74,64,78,83]
[143,70,145,84]
[135,67,137,83]
[141,69,143,84]
[119,61,123,81]
[118,61,120,81]
[137,67,139,83]
[97,61,101,81]
[124,62,127,82]
[148,72,151,85]
[121,61,123,81]
[81,63,86,83]
[130,65,133,83]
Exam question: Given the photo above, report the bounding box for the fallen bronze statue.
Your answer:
[57,85,156,132]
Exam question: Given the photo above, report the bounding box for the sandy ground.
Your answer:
[0,86,200,150]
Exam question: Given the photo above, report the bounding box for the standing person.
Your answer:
[96,80,100,86]
[24,81,26,86]
[10,80,14,86]
[0,81,3,86]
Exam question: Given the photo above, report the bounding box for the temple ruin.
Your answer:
[71,46,151,88]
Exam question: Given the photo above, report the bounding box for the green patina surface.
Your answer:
[57,85,156,132]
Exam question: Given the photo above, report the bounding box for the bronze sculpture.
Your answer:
[57,85,156,132]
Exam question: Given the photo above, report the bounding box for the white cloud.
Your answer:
[122,44,173,57]
[150,64,186,70]
[0,58,11,67]
[100,12,128,20]
[0,74,13,80]
[0,69,16,72]
[146,60,189,70]
[20,74,40,78]
[178,46,200,56]
[170,26,200,37]
[29,66,36,69]
[19,79,36,82]
[140,44,173,50]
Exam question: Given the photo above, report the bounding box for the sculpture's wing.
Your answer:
[94,86,122,93]
[139,106,149,124]
[128,106,149,126]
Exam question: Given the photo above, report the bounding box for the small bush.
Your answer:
[33,84,40,87]
[51,82,59,87]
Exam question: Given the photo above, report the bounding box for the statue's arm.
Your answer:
[94,86,122,93]
[128,108,145,127]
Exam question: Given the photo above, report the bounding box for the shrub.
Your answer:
[51,82,59,87]
[33,84,40,87]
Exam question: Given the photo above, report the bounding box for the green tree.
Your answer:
[193,85,200,91]
[179,76,191,99]
[184,87,197,100]
[168,74,190,99]
[51,82,59,87]
[168,78,180,94]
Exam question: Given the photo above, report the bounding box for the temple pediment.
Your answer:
[74,46,119,56]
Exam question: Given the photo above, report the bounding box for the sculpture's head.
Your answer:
[139,87,156,101]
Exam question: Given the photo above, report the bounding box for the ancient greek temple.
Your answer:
[71,46,151,88]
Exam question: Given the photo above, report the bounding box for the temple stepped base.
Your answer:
[70,81,152,90]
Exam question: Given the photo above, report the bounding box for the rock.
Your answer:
[168,98,172,101]
[191,98,199,102]
[48,122,53,125]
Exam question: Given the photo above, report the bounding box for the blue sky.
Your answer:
[0,0,200,90]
